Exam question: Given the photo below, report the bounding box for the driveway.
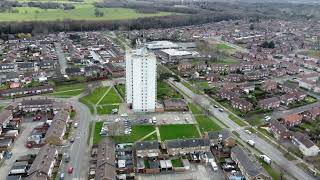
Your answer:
[0,121,42,177]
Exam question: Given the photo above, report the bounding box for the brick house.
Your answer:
[230,97,253,113]
[135,141,160,158]
[258,97,280,110]
[261,80,277,92]
[268,119,291,140]
[282,113,303,127]
[165,138,210,156]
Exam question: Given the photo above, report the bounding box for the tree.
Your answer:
[94,8,104,17]
[268,41,275,49]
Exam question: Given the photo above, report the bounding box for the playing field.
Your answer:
[159,124,200,140]
[0,4,172,22]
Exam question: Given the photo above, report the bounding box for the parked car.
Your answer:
[245,130,252,135]
[259,155,272,165]
[218,108,224,112]
[73,122,78,128]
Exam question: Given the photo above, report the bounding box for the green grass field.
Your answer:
[157,81,182,100]
[98,87,122,105]
[0,4,172,22]
[93,121,104,145]
[195,115,222,133]
[298,50,320,58]
[111,125,157,143]
[159,124,200,140]
[49,83,85,98]
[228,114,247,127]
[115,84,125,99]
[83,86,109,104]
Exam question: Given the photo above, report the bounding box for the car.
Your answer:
[245,130,252,135]
[70,138,75,143]
[67,167,73,174]
[218,108,224,112]
[64,154,70,163]
[214,105,218,108]
[73,122,78,128]
[247,140,255,147]
[264,116,271,121]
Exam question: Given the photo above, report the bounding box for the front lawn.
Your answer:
[159,124,200,140]
[288,95,317,109]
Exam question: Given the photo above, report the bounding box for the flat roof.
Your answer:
[161,49,192,56]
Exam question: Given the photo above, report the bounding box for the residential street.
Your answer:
[168,79,316,180]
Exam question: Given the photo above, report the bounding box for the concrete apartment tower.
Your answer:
[125,44,157,112]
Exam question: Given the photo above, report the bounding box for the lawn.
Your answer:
[159,124,200,140]
[96,105,119,115]
[192,81,210,90]
[228,114,247,127]
[49,83,85,98]
[157,81,182,100]
[115,84,125,99]
[298,50,320,58]
[82,86,109,105]
[171,159,183,167]
[98,87,122,105]
[79,97,95,114]
[188,102,203,115]
[93,121,104,145]
[195,115,222,133]
[111,125,157,143]
[70,110,76,120]
[182,81,202,94]
[0,4,172,22]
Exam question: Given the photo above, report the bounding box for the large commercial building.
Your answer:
[125,47,156,112]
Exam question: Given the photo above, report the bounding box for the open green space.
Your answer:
[79,97,95,114]
[159,124,200,140]
[195,115,222,132]
[228,114,247,127]
[82,86,109,105]
[182,81,202,94]
[96,105,119,115]
[98,87,122,105]
[49,83,85,98]
[0,4,172,22]
[298,50,320,58]
[171,159,183,167]
[188,102,222,132]
[93,121,104,145]
[115,84,125,99]
[111,125,157,143]
[157,81,183,100]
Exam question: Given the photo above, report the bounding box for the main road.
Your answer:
[168,79,316,180]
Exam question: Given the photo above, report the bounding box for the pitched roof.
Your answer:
[283,113,302,123]
[165,138,210,149]
[135,141,159,150]
[293,132,316,148]
[96,138,116,180]
[28,144,57,176]
[231,146,268,178]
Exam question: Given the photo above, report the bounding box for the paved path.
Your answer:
[95,86,112,105]
[136,130,156,142]
[155,126,161,142]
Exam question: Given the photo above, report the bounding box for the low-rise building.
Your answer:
[268,119,290,140]
[135,141,160,158]
[292,132,319,157]
[95,138,116,180]
[258,97,280,110]
[282,113,303,127]
[163,99,188,111]
[165,138,210,156]
[261,80,277,92]
[231,97,253,113]
[27,144,58,179]
[207,130,235,147]
[44,110,69,145]
[231,146,271,180]
[19,98,54,112]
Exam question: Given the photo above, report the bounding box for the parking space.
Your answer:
[0,120,42,177]
[136,163,224,180]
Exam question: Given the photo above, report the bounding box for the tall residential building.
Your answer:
[125,47,156,112]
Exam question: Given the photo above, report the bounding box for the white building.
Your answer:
[292,132,319,157]
[126,47,156,112]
